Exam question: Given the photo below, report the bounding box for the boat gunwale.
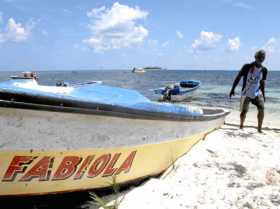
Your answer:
[0,97,229,122]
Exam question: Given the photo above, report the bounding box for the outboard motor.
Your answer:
[163,84,180,101]
[56,81,69,87]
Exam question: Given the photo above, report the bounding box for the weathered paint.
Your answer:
[0,126,219,196]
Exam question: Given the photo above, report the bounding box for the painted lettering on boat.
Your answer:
[2,151,137,182]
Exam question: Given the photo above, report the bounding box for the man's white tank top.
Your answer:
[241,66,263,98]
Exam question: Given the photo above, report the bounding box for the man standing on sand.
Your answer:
[229,50,268,133]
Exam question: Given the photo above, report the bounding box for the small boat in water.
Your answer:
[132,67,146,73]
[154,80,201,102]
[132,66,165,73]
[142,66,163,71]
[0,73,228,196]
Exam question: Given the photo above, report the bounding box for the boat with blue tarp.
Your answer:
[0,73,228,196]
[154,80,201,102]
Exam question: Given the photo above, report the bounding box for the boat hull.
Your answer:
[156,88,198,102]
[0,107,226,196]
[154,81,201,102]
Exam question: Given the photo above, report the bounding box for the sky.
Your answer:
[0,0,279,71]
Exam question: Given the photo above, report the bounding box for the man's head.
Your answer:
[255,50,266,65]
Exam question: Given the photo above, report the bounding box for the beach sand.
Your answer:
[110,110,280,209]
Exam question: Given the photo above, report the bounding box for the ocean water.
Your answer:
[0,70,279,113]
[0,70,279,209]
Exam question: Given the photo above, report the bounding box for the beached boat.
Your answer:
[0,74,228,196]
[154,80,201,102]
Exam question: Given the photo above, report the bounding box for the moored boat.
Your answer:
[132,66,165,73]
[154,80,201,102]
[142,66,163,71]
[0,74,228,196]
[132,67,146,73]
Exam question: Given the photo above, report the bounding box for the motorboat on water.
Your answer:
[132,66,165,73]
[154,80,201,102]
[142,66,163,71]
[0,73,228,196]
[132,67,146,73]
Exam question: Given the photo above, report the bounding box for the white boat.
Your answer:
[142,66,163,71]
[0,74,228,196]
[132,67,146,73]
[132,66,165,73]
[154,80,201,102]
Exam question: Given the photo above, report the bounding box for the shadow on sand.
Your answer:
[225,123,280,134]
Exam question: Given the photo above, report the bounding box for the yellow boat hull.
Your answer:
[0,107,227,196]
[0,127,222,196]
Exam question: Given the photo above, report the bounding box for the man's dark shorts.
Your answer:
[240,95,264,113]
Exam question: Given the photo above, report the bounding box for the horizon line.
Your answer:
[0,68,279,72]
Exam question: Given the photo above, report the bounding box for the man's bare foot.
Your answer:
[240,125,243,129]
[258,128,263,133]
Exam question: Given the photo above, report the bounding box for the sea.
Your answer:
[0,70,279,209]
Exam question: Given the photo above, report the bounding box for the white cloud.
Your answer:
[2,0,15,3]
[228,37,240,51]
[148,39,159,47]
[0,18,34,43]
[0,12,3,23]
[192,30,222,51]
[63,9,72,15]
[87,6,106,18]
[176,30,183,39]
[263,37,277,54]
[233,2,254,10]
[41,29,48,36]
[161,41,169,47]
[84,2,149,52]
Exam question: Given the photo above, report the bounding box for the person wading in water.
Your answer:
[229,50,268,133]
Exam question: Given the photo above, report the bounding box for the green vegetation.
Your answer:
[89,175,125,209]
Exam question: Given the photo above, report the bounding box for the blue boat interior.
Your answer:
[155,80,201,95]
[179,80,200,88]
[0,78,204,118]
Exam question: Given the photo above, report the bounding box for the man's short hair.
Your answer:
[255,50,266,58]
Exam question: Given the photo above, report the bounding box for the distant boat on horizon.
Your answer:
[132,66,166,73]
[132,67,146,73]
[143,66,164,71]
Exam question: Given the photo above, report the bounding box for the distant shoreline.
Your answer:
[0,69,280,72]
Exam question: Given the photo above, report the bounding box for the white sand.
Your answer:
[115,111,280,209]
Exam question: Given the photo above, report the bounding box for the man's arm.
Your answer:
[260,68,268,102]
[229,65,246,98]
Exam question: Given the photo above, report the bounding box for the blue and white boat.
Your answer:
[154,80,201,102]
[0,75,222,149]
[0,73,228,196]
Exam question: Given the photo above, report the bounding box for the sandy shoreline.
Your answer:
[113,111,280,209]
